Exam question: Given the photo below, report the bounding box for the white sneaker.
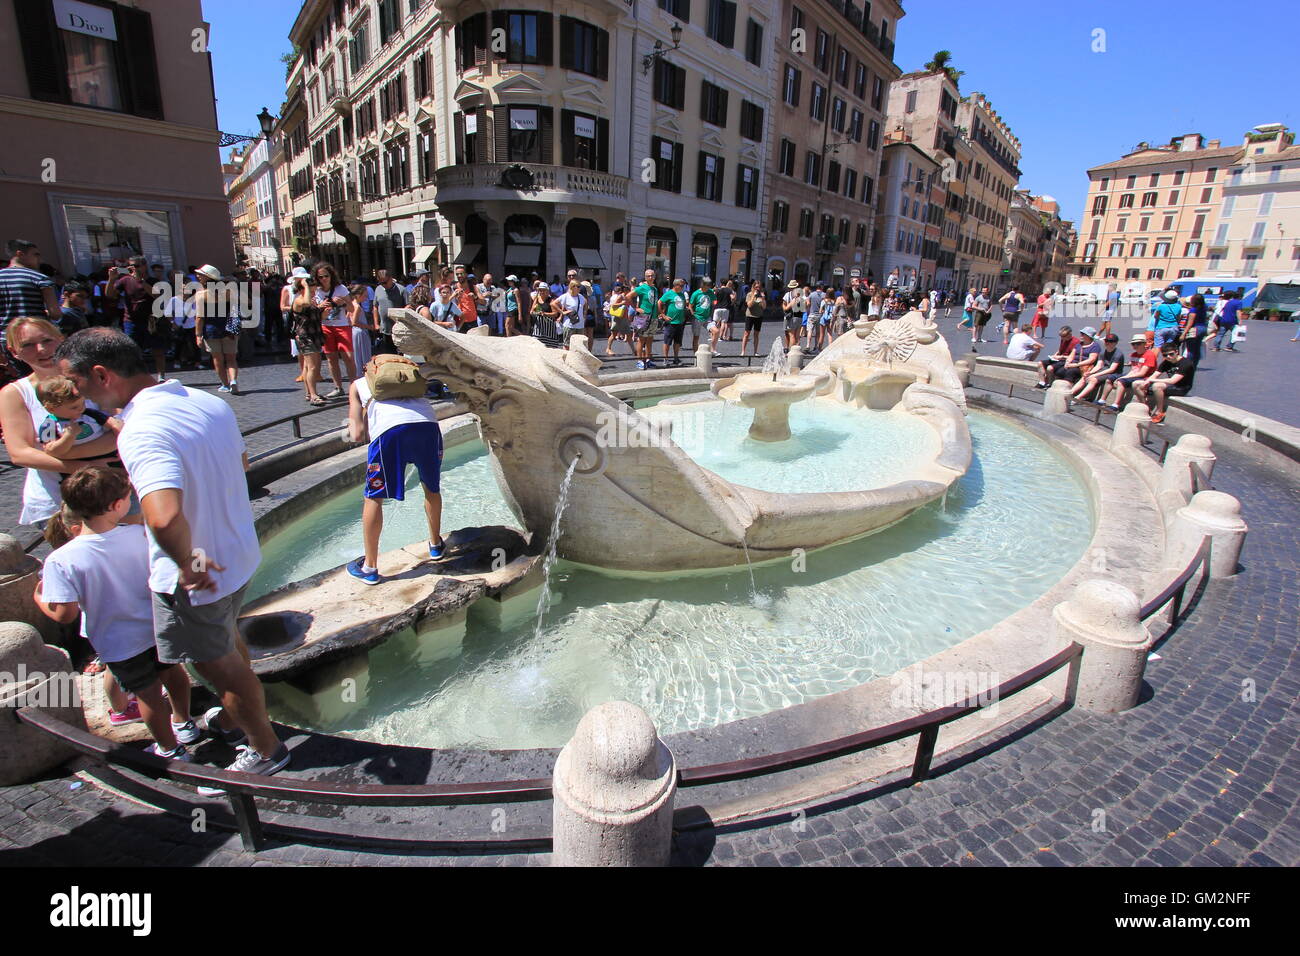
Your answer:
[196,743,291,797]
[171,718,202,745]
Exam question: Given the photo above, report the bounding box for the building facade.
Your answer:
[285,0,860,287]
[3,0,231,276]
[761,0,904,289]
[954,92,1021,296]
[1212,124,1298,282]
[867,138,937,292]
[1073,132,1242,292]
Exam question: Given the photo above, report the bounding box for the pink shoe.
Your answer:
[108,699,143,726]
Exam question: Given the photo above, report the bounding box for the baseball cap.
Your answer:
[1163,289,1178,301]
[505,274,518,281]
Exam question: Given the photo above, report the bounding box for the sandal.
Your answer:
[308,396,326,406]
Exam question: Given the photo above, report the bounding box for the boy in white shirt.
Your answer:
[34,466,199,759]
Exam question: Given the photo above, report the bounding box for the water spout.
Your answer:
[532,457,581,642]
[761,338,789,381]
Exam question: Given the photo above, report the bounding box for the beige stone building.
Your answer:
[1073,132,1242,292]
[1,0,231,276]
[1212,124,1299,283]
[955,92,1021,296]
[762,0,904,288]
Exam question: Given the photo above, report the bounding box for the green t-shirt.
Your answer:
[635,282,657,314]
[659,289,687,324]
[689,288,716,321]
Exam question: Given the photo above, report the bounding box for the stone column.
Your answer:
[1167,490,1247,579]
[1051,579,1150,713]
[695,342,713,374]
[1159,434,1216,501]
[0,534,59,644]
[1039,379,1070,418]
[552,701,676,867]
[953,357,974,387]
[0,621,86,786]
[1110,401,1150,450]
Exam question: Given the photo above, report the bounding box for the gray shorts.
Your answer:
[152,582,249,664]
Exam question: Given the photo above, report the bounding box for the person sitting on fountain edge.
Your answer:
[346,354,446,585]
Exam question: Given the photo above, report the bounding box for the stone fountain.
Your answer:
[389,307,971,572]
[711,341,825,442]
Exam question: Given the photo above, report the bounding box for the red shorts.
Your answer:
[1032,314,1048,327]
[322,325,353,354]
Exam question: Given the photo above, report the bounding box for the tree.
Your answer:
[924,50,964,88]
[281,47,300,80]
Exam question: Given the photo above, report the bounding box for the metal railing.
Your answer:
[14,641,1084,852]
[1139,535,1212,626]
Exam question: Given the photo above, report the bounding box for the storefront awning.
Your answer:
[452,243,481,266]
[504,244,542,266]
[413,245,437,265]
[1253,281,1300,312]
[571,247,606,270]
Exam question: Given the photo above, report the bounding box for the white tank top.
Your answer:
[355,375,439,442]
[14,377,62,525]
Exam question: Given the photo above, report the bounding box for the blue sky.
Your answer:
[205,0,1297,224]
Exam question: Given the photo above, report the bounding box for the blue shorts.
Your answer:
[364,421,443,500]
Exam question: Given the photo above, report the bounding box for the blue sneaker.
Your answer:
[428,537,446,560]
[635,360,645,370]
[217,384,231,393]
[346,557,379,585]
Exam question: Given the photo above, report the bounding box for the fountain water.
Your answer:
[532,458,581,642]
[761,338,789,382]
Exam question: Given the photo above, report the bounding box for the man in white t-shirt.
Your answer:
[346,356,444,585]
[55,327,289,786]
[1006,323,1043,361]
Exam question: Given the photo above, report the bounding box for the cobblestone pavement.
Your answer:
[1,409,1295,867]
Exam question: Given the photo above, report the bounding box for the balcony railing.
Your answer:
[434,164,630,202]
[324,77,350,115]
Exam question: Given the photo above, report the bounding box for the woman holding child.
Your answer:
[0,317,121,529]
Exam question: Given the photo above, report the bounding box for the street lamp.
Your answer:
[218,106,277,147]
[642,22,683,75]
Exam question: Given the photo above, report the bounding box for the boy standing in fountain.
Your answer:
[345,355,446,586]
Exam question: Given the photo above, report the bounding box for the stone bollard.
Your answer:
[0,621,86,786]
[1052,580,1150,713]
[552,701,676,867]
[1110,401,1150,450]
[1039,379,1070,418]
[695,342,713,374]
[1158,434,1216,501]
[787,345,804,371]
[1166,490,1247,578]
[0,533,59,644]
[953,358,973,388]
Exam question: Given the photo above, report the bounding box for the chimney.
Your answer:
[1206,139,1220,149]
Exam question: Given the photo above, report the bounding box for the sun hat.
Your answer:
[1130,333,1147,343]
[196,264,222,281]
[787,280,799,289]
[1163,289,1178,301]
[505,274,518,282]
[1080,326,1098,338]
[289,266,310,279]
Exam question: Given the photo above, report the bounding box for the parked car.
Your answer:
[1063,290,1100,303]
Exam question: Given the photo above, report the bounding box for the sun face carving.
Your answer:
[863,321,918,366]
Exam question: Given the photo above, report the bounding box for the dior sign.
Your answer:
[53,0,118,40]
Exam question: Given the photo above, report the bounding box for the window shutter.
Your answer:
[13,0,68,103]
[478,107,492,162]
[560,110,575,166]
[559,17,573,70]
[539,106,554,163]
[722,2,736,47]
[793,70,801,106]
[674,66,685,110]
[539,14,554,66]
[718,89,729,128]
[597,117,609,172]
[699,81,708,122]
[116,6,164,120]
[454,112,465,165]
[672,143,683,192]
[494,107,509,162]
[596,28,609,81]
[697,152,707,198]
[734,170,743,207]
[678,0,691,25]
[474,13,489,66]
[714,157,725,201]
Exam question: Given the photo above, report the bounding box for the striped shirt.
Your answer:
[0,265,53,331]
